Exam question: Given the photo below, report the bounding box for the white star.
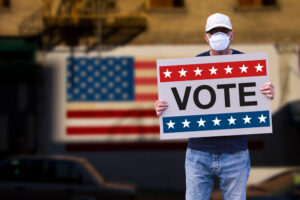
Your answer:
[197,118,206,127]
[240,64,248,73]
[179,68,187,77]
[227,116,236,125]
[243,115,252,124]
[163,69,172,78]
[194,67,203,76]
[209,66,218,75]
[258,114,267,123]
[224,65,233,74]
[255,63,264,72]
[166,120,175,129]
[212,117,221,126]
[182,119,191,128]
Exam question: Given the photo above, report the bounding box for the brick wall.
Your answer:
[1,0,300,44]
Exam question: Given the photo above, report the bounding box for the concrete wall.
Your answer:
[119,0,300,44]
[0,0,42,35]
[277,44,300,106]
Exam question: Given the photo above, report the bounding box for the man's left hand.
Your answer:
[261,82,274,100]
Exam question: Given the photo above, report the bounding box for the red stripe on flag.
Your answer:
[135,77,157,85]
[135,94,158,101]
[135,61,156,69]
[67,126,160,135]
[67,110,156,118]
[159,60,267,82]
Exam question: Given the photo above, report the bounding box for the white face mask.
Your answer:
[208,32,231,51]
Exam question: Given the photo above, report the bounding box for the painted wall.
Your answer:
[41,44,300,191]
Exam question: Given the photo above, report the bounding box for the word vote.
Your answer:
[171,82,257,110]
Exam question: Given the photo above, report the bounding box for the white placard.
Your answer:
[157,53,272,140]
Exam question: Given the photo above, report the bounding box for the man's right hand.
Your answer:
[154,100,168,116]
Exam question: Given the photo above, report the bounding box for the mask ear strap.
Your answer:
[229,32,234,41]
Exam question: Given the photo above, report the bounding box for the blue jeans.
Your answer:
[185,148,250,200]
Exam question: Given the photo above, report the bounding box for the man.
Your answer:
[154,13,274,200]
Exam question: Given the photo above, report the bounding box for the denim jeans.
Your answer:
[185,148,250,200]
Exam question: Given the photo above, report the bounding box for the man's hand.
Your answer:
[261,82,274,100]
[154,100,168,116]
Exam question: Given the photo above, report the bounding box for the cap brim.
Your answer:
[206,24,232,32]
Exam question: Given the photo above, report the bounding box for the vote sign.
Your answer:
[157,53,272,140]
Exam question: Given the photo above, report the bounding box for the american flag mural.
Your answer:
[65,56,160,141]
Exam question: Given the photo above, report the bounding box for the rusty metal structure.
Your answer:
[19,0,147,48]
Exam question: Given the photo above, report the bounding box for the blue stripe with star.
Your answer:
[162,110,270,134]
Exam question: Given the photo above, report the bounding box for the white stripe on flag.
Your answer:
[136,85,158,93]
[136,69,157,78]
[67,102,156,110]
[67,118,159,126]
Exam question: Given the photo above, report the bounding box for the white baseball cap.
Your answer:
[205,13,232,32]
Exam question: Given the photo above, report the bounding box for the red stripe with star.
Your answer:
[159,60,266,82]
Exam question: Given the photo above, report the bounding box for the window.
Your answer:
[106,0,117,11]
[0,0,10,9]
[146,0,184,9]
[46,161,83,185]
[0,159,83,185]
[0,159,45,182]
[237,0,277,8]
